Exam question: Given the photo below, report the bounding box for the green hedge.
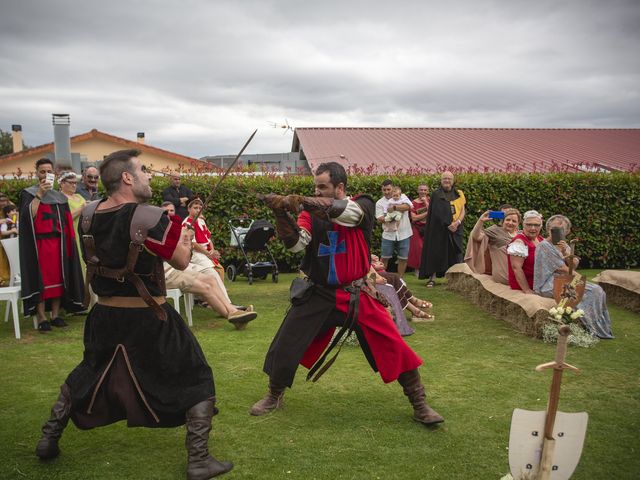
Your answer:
[2,172,638,270]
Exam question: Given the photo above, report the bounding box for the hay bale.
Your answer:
[593,270,640,314]
[446,263,555,338]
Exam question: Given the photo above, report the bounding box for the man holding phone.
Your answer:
[18,158,84,332]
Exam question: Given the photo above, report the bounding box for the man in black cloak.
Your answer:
[34,149,232,480]
[18,158,85,331]
[419,171,466,286]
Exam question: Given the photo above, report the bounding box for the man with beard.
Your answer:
[419,171,466,287]
[250,162,444,427]
[34,150,233,480]
[18,158,85,331]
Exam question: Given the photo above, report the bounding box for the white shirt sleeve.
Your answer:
[507,241,529,258]
[333,199,364,227]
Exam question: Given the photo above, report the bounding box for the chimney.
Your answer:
[137,132,145,144]
[11,124,23,153]
[52,114,72,168]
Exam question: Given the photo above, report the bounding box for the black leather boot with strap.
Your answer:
[249,381,285,416]
[35,383,72,460]
[397,369,445,426]
[185,398,233,480]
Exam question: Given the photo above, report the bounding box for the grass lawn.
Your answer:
[0,272,638,479]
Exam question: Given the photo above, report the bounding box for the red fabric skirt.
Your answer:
[36,236,63,299]
[301,289,423,383]
[407,225,423,269]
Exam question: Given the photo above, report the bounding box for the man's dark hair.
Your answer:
[35,158,53,169]
[315,162,347,189]
[3,204,16,217]
[381,179,394,188]
[100,149,140,195]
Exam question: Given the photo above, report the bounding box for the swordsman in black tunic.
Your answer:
[250,162,444,426]
[34,149,233,480]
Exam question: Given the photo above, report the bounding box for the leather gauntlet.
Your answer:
[260,193,348,221]
[273,209,300,249]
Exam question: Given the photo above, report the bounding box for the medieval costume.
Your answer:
[18,186,84,317]
[419,188,466,280]
[464,224,514,285]
[534,240,613,339]
[507,233,543,291]
[251,192,443,425]
[35,202,232,479]
[407,196,428,270]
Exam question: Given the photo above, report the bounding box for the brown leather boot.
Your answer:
[185,398,233,480]
[397,369,444,426]
[35,383,72,460]
[249,381,285,416]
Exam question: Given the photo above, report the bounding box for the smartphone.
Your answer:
[488,210,505,220]
[550,227,565,245]
[45,172,55,186]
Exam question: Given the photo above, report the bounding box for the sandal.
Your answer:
[426,280,435,288]
[411,310,435,323]
[410,298,433,309]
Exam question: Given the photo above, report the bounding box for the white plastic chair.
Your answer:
[0,237,24,339]
[166,288,193,326]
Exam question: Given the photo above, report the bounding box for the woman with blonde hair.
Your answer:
[465,207,521,284]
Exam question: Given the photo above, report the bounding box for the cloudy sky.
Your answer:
[1,0,639,158]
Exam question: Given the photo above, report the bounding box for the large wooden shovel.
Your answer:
[509,325,588,480]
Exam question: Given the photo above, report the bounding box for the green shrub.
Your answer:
[3,172,638,270]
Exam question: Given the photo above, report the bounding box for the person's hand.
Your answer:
[557,240,570,256]
[38,178,52,196]
[479,210,492,222]
[180,196,189,205]
[180,226,194,245]
[448,220,460,232]
[211,249,221,260]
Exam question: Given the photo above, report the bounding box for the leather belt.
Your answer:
[97,296,166,308]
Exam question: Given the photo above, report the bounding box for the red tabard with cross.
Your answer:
[296,210,422,383]
[33,203,74,299]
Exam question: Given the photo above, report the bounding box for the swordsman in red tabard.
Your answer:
[250,162,444,426]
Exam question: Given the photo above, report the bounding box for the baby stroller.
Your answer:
[226,218,279,284]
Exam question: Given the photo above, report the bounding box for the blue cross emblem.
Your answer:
[318,230,346,285]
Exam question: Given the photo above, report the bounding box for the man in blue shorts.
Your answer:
[375,179,413,278]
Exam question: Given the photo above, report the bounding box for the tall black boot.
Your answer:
[35,383,72,459]
[185,398,233,480]
[397,369,444,426]
[249,380,285,416]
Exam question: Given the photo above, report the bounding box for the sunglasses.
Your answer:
[86,175,99,181]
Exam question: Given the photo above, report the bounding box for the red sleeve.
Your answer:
[297,210,313,234]
[144,213,182,260]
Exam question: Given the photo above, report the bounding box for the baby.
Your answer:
[383,187,404,233]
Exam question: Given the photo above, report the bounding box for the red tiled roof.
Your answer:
[292,128,640,173]
[0,129,207,167]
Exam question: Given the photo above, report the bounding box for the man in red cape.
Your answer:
[250,162,444,426]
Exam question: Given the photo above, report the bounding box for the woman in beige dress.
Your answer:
[464,208,521,284]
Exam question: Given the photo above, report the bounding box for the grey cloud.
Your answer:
[1,0,639,157]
